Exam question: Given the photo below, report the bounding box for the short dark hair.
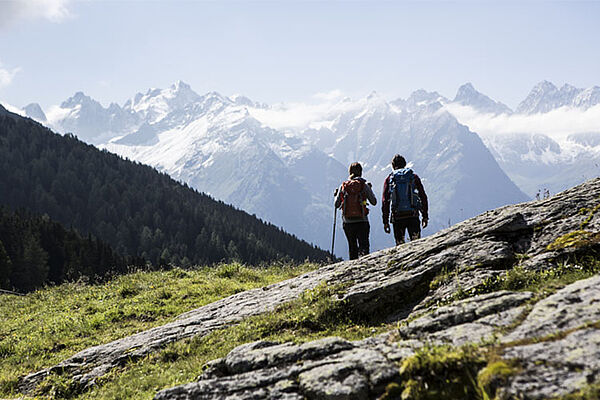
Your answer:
[392,154,406,169]
[349,162,362,178]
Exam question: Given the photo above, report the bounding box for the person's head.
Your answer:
[392,154,406,169]
[348,162,362,179]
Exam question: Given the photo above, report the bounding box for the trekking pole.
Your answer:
[331,188,338,256]
[0,288,24,296]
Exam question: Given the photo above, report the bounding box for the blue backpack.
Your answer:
[389,168,422,213]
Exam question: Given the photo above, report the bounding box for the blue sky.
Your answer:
[0,0,599,110]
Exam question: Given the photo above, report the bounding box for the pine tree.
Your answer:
[0,240,11,289]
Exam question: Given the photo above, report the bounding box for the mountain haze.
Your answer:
[0,106,330,265]
[447,81,600,197]
[22,82,536,255]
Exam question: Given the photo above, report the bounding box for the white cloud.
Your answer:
[0,101,26,116]
[0,62,20,89]
[313,89,344,101]
[0,0,73,28]
[247,96,362,131]
[444,103,600,143]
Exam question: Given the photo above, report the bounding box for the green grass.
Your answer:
[5,253,600,399]
[473,255,600,297]
[421,254,600,314]
[395,344,487,400]
[40,281,391,400]
[477,360,519,399]
[0,262,318,398]
[580,203,600,229]
[547,230,599,251]
[553,384,600,400]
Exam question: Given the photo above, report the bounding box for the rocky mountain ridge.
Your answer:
[21,82,530,254]
[516,81,600,114]
[452,82,513,115]
[16,80,600,254]
[19,177,600,399]
[443,81,600,199]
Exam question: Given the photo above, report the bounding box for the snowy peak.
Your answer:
[573,86,600,109]
[516,80,585,114]
[148,91,235,133]
[49,92,138,144]
[123,81,202,124]
[559,83,581,97]
[407,89,446,104]
[366,90,380,100]
[201,91,232,107]
[534,80,558,93]
[453,82,512,115]
[61,91,101,109]
[22,103,47,122]
[402,89,446,112]
[360,90,390,111]
[231,94,267,109]
[171,80,192,92]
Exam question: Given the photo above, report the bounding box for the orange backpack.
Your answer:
[341,179,368,218]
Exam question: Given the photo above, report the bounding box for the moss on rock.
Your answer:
[477,360,518,399]
[397,344,486,400]
[547,231,595,251]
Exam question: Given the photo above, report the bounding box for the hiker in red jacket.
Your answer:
[382,154,428,245]
[335,162,377,260]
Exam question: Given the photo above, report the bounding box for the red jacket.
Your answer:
[382,171,428,223]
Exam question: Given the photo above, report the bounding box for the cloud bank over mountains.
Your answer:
[248,94,361,131]
[446,103,600,143]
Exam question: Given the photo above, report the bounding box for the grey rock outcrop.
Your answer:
[504,274,600,342]
[500,326,600,399]
[20,178,600,398]
[155,290,536,400]
[156,277,600,400]
[399,290,533,346]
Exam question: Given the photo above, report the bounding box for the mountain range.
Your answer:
[0,105,330,270]
[15,80,600,255]
[448,81,600,196]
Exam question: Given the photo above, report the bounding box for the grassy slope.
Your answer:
[3,254,600,400]
[0,263,320,398]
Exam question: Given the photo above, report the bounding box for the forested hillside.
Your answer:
[0,106,330,267]
[0,207,137,292]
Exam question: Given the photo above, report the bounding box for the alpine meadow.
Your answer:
[1,2,600,400]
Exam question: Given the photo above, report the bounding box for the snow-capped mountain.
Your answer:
[452,83,512,115]
[46,92,139,144]
[573,86,600,109]
[481,131,600,196]
[102,91,347,251]
[312,90,528,249]
[445,81,600,198]
[516,81,600,114]
[23,103,47,122]
[27,80,598,255]
[123,80,202,125]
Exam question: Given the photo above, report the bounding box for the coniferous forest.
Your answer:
[0,106,330,291]
[0,207,137,292]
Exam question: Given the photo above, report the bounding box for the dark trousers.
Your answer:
[393,217,421,245]
[343,221,370,260]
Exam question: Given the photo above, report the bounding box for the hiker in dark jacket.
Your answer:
[382,154,428,245]
[335,162,377,260]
